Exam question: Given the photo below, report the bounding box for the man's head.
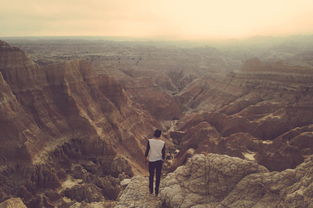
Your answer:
[154,129,162,138]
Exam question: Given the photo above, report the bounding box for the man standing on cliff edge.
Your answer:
[145,129,166,196]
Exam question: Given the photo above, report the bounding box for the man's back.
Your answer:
[147,138,165,162]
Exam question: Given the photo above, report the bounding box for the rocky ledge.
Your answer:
[114,176,161,208]
[116,153,313,208]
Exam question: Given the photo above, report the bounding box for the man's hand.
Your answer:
[145,157,149,164]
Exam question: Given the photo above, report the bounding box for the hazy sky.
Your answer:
[1,0,313,39]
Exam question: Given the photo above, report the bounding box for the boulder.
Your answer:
[160,153,313,208]
[160,154,268,208]
[0,198,27,208]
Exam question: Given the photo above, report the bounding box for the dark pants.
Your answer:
[148,160,163,194]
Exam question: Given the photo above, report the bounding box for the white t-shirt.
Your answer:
[147,138,165,162]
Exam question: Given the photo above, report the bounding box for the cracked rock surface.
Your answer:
[160,154,268,208]
[116,154,313,208]
[114,176,161,208]
[160,153,313,208]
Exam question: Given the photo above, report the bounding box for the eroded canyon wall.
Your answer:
[0,40,158,207]
[170,59,313,172]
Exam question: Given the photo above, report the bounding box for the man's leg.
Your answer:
[148,162,155,194]
[155,160,163,196]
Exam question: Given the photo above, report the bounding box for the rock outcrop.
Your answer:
[0,198,27,208]
[160,154,268,208]
[115,154,313,207]
[160,154,313,208]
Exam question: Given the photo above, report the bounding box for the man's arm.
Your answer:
[162,144,166,160]
[145,140,150,158]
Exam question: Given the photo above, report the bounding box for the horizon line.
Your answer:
[1,33,313,42]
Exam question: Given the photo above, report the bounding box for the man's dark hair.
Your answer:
[154,129,162,138]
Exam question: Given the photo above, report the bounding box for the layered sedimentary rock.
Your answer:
[2,38,313,207]
[170,59,313,171]
[0,40,158,207]
[121,72,183,120]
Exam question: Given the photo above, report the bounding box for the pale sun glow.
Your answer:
[1,0,313,39]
